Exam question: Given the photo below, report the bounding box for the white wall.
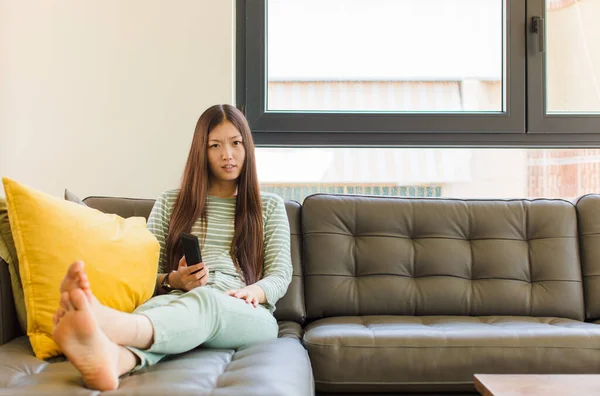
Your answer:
[0,0,235,199]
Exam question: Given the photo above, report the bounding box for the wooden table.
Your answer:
[474,374,600,395]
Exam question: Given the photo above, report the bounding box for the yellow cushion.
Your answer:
[2,178,159,359]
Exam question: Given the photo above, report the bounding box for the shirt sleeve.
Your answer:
[146,192,171,274]
[254,195,293,309]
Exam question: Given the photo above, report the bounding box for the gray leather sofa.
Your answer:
[2,192,600,395]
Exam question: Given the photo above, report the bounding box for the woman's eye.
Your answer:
[210,144,219,148]
[234,141,242,146]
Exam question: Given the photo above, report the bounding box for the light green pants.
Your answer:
[126,286,279,370]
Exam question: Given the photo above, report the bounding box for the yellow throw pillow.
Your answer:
[2,178,159,359]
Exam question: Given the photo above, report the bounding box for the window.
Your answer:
[528,0,600,133]
[261,183,443,202]
[267,0,505,114]
[238,0,600,145]
[257,147,600,202]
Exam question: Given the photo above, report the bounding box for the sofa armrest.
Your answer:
[278,320,304,341]
[0,258,21,345]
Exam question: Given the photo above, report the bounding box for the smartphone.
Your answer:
[181,232,203,272]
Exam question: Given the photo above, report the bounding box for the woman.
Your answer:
[51,104,292,391]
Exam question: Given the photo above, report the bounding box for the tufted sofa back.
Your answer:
[301,194,584,321]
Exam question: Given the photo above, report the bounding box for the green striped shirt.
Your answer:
[147,189,292,313]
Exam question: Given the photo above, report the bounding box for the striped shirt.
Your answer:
[146,189,292,313]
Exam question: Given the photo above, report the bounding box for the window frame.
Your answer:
[237,0,600,147]
[527,0,600,134]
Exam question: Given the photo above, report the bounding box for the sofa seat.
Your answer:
[304,316,600,393]
[0,331,313,396]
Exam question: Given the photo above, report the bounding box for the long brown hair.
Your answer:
[165,104,264,285]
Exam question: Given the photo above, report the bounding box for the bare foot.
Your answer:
[56,262,115,337]
[52,288,121,391]
[56,266,152,348]
[52,292,69,327]
[60,261,92,300]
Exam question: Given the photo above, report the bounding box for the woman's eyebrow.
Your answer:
[208,135,242,143]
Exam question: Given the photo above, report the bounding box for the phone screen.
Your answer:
[181,232,202,265]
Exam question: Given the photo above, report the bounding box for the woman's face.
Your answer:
[206,121,246,184]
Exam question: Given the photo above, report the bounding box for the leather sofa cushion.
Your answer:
[278,320,304,341]
[574,194,600,321]
[82,196,307,324]
[83,196,155,219]
[0,258,21,345]
[276,201,306,323]
[0,199,26,334]
[302,194,584,321]
[304,315,600,394]
[0,334,313,395]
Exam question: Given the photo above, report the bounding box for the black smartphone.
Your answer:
[181,232,203,272]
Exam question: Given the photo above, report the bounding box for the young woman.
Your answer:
[51,104,293,391]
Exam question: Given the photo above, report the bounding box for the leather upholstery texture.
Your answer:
[0,334,314,396]
[304,315,600,393]
[302,195,583,321]
[574,194,600,321]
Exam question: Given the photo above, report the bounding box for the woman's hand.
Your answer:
[225,285,266,308]
[170,256,209,291]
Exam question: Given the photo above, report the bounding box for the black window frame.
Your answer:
[527,0,600,134]
[237,0,600,147]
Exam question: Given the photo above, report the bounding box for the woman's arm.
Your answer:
[252,195,293,307]
[155,273,168,292]
[226,195,292,308]
[147,192,172,294]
